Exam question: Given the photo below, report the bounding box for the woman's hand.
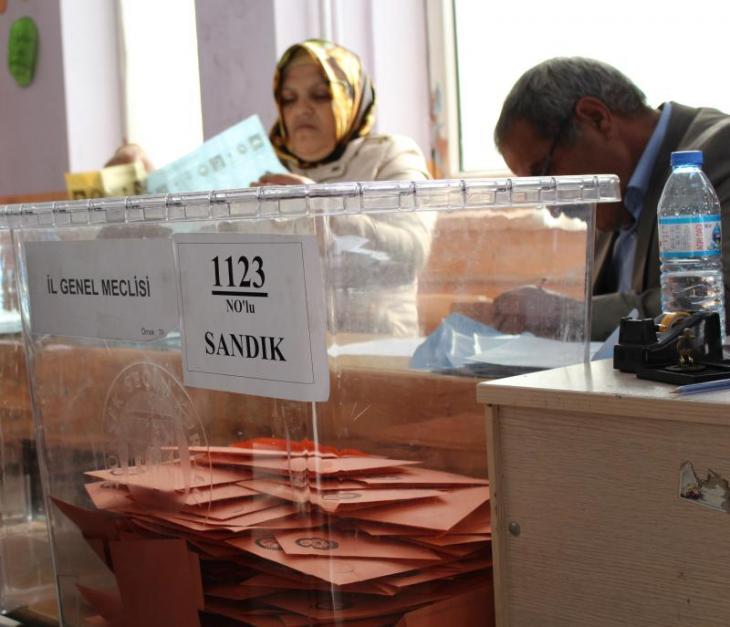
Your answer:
[251,172,315,186]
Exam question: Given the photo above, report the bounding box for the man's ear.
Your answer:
[574,96,613,137]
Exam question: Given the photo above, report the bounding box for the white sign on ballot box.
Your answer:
[25,239,178,341]
[174,233,329,402]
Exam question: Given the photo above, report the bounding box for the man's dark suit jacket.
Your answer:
[591,102,730,340]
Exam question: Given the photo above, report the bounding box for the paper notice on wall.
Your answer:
[25,239,178,341]
[99,162,147,197]
[64,170,104,201]
[174,233,329,402]
[146,115,286,194]
[64,162,147,200]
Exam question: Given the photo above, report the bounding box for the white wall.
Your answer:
[273,0,375,74]
[0,1,69,195]
[369,0,430,155]
[60,0,124,173]
[119,0,202,169]
[272,0,323,58]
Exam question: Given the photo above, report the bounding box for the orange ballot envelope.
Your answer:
[345,486,490,531]
[273,529,441,561]
[54,438,494,625]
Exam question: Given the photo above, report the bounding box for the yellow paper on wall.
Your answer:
[99,162,147,197]
[65,162,147,200]
[64,171,104,201]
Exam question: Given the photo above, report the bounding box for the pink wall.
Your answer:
[0,1,69,195]
[195,0,280,139]
[0,0,123,197]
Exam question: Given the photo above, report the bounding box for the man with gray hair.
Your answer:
[492,57,730,340]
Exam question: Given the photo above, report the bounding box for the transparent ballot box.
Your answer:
[7,176,619,627]
[0,216,55,614]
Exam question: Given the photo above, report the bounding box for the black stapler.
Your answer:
[613,311,730,385]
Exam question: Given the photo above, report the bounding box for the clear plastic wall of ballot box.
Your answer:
[7,176,619,627]
[0,214,55,613]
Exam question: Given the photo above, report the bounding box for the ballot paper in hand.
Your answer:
[146,114,287,194]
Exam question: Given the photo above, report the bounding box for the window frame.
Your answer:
[425,0,511,178]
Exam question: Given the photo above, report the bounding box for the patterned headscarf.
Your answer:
[270,39,376,169]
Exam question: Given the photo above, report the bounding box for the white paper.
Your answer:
[0,311,21,335]
[174,233,329,402]
[25,239,178,341]
[467,335,601,369]
[328,337,423,358]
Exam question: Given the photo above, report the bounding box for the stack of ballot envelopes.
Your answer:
[54,439,493,627]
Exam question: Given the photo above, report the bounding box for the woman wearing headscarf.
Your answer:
[256,39,430,185]
[253,39,435,336]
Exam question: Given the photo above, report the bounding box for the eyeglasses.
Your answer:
[536,112,574,177]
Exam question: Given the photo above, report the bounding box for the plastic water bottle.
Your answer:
[657,150,726,339]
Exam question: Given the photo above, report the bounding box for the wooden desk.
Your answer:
[25,338,488,478]
[478,359,730,627]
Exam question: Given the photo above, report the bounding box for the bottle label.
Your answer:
[658,215,721,258]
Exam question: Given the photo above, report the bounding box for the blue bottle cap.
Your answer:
[671,150,703,168]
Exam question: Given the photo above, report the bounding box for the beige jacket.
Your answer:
[291,134,434,336]
[288,134,431,183]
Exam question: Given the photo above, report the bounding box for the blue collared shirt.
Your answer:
[611,102,673,292]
